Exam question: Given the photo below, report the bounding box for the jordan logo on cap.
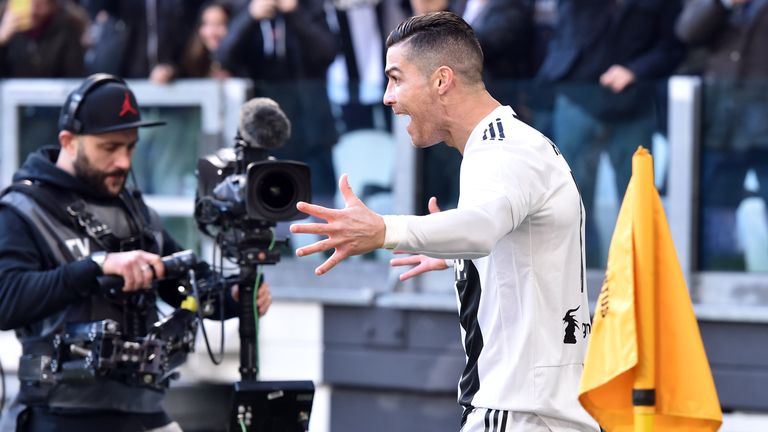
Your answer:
[119,91,138,117]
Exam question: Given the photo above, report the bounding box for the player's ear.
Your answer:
[434,66,454,95]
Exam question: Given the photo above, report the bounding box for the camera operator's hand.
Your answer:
[101,251,165,292]
[230,281,272,316]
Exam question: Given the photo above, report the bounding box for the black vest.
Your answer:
[0,187,167,413]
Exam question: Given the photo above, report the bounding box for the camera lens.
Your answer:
[245,160,311,222]
[259,171,295,212]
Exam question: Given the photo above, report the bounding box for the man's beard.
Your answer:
[73,149,128,198]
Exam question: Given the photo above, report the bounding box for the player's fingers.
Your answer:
[290,222,330,235]
[338,174,359,206]
[296,201,337,220]
[399,265,426,281]
[296,238,337,257]
[390,256,422,267]
[428,196,441,214]
[314,249,346,276]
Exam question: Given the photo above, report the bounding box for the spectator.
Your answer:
[83,0,203,84]
[676,0,768,270]
[537,0,685,266]
[181,0,235,79]
[327,0,389,132]
[453,0,533,83]
[0,0,87,77]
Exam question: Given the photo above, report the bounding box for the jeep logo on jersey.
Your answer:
[454,259,467,282]
[65,237,90,259]
[562,305,580,344]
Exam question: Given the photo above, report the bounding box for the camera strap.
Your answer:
[5,180,134,252]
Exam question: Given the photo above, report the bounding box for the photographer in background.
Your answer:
[0,74,271,432]
[0,0,87,77]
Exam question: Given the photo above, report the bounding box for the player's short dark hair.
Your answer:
[386,11,484,85]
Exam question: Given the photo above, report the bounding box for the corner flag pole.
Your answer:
[633,148,656,432]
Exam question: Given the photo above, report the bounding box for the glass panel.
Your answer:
[698,79,768,272]
[17,105,60,162]
[133,106,202,196]
[161,215,200,255]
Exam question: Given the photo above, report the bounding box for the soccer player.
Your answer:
[291,11,599,432]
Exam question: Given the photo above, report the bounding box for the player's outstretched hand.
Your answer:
[390,253,448,281]
[389,196,449,281]
[290,174,385,275]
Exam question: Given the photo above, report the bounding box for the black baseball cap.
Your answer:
[59,75,166,134]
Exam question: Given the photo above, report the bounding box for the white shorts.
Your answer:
[460,408,551,432]
[460,408,600,432]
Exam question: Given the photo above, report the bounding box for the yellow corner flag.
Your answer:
[579,147,722,431]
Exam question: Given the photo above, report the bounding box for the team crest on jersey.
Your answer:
[562,305,591,344]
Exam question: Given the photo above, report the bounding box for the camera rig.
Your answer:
[31,99,316,431]
[24,251,211,391]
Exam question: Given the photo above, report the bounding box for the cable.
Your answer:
[1,356,5,414]
[253,268,263,376]
[190,269,225,365]
[268,227,276,251]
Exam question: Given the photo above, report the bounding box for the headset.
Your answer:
[58,73,127,133]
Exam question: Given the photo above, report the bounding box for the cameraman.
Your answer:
[0,74,271,432]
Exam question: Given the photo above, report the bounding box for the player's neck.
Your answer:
[444,89,501,154]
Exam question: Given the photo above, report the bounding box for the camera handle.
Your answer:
[238,264,260,381]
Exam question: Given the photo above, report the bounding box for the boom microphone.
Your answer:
[238,98,291,150]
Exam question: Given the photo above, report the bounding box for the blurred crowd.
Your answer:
[0,0,766,269]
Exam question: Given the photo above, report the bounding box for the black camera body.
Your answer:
[196,148,311,224]
[194,145,311,266]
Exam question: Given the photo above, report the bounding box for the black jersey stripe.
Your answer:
[492,409,500,431]
[500,410,509,431]
[483,409,492,432]
[456,259,484,408]
[570,171,585,293]
[461,406,475,429]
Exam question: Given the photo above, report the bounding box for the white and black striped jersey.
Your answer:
[384,106,599,431]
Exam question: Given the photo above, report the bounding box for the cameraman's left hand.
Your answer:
[230,281,272,316]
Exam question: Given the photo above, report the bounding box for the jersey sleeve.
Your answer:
[383,138,554,259]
